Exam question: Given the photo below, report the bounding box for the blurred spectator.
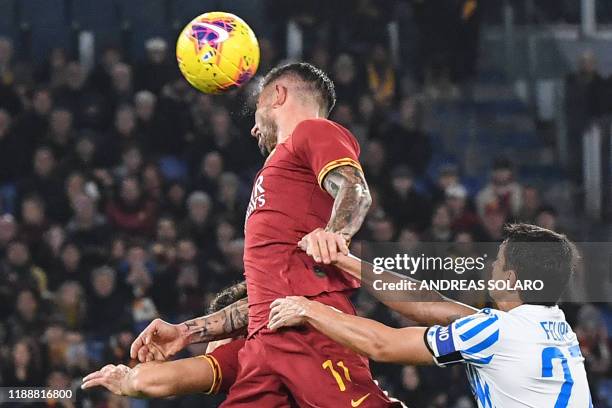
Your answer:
[105,177,157,237]
[2,240,48,299]
[0,36,15,86]
[86,266,130,337]
[163,181,188,220]
[65,193,110,265]
[565,50,606,180]
[396,366,428,407]
[136,38,177,94]
[517,185,541,223]
[9,287,45,340]
[366,43,396,108]
[181,191,215,251]
[47,242,86,291]
[379,96,431,175]
[383,165,431,231]
[575,304,611,406]
[422,204,453,242]
[89,45,123,94]
[19,146,65,222]
[332,54,363,109]
[46,108,76,160]
[53,281,86,330]
[2,339,44,386]
[362,140,391,188]
[445,185,479,233]
[535,205,559,233]
[476,158,522,219]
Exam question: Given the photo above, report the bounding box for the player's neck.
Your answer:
[276,109,323,144]
[495,299,524,312]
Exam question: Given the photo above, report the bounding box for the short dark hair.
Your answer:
[502,223,577,306]
[208,281,247,313]
[261,62,336,115]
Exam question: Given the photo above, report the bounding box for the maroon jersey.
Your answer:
[202,337,246,394]
[244,118,362,334]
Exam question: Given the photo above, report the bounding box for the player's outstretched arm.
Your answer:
[81,357,216,398]
[334,253,476,326]
[130,298,248,362]
[268,296,434,365]
[300,165,371,264]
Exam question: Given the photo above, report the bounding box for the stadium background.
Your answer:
[0,0,611,407]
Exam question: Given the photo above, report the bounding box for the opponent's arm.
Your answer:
[300,165,371,264]
[334,253,476,326]
[269,297,433,365]
[82,357,216,398]
[130,298,248,362]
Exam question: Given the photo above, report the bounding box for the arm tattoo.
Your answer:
[183,298,248,344]
[322,165,372,240]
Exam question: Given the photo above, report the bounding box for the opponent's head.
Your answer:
[251,62,336,156]
[489,223,577,307]
[205,281,247,353]
[208,281,247,313]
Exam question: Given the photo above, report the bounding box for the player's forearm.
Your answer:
[127,359,214,398]
[303,300,398,361]
[124,363,175,398]
[323,166,372,240]
[303,300,433,365]
[182,298,248,345]
[336,254,475,326]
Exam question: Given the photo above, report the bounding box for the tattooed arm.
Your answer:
[299,165,371,264]
[323,165,372,240]
[181,298,248,345]
[130,298,248,362]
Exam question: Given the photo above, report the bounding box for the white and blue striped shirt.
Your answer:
[425,305,592,408]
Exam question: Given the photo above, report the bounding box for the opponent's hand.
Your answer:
[268,296,311,331]
[298,228,349,264]
[81,364,131,395]
[130,318,187,362]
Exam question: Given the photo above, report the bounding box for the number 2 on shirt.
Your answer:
[541,345,581,408]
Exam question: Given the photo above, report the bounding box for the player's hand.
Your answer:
[298,228,349,264]
[268,296,311,331]
[81,364,131,395]
[130,318,187,362]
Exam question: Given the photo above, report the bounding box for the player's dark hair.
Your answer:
[502,223,577,306]
[208,281,247,313]
[261,62,336,116]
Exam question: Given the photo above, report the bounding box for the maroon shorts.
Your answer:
[220,292,401,408]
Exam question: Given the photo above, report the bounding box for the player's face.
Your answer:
[251,85,278,157]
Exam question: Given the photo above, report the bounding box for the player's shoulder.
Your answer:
[451,308,504,341]
[293,118,354,140]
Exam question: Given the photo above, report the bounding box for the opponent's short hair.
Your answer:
[261,62,336,115]
[208,281,247,313]
[502,223,578,306]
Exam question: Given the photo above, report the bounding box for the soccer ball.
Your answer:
[176,11,260,94]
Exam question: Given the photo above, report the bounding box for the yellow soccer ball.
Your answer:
[176,11,260,94]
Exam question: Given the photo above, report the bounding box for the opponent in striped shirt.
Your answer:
[269,223,593,407]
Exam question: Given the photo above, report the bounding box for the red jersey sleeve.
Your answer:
[292,119,363,188]
[198,337,245,394]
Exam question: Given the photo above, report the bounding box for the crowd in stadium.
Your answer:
[0,1,611,407]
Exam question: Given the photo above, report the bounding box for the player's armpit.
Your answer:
[322,165,371,241]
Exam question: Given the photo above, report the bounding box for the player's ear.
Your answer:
[273,84,288,108]
[506,268,518,287]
